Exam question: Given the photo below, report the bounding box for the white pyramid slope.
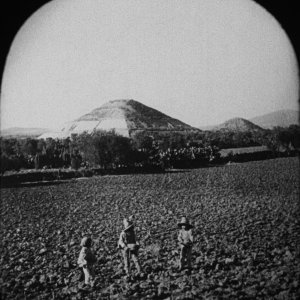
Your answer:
[38,99,197,139]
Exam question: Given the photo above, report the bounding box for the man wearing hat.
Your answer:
[118,217,142,278]
[178,216,194,271]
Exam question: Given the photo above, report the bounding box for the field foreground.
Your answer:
[1,157,299,299]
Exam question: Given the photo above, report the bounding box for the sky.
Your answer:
[0,0,299,130]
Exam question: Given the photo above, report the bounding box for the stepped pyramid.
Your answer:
[39,99,197,138]
[212,117,264,132]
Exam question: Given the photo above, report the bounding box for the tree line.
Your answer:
[1,125,299,173]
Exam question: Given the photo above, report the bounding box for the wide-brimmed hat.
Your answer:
[178,217,193,229]
[80,236,92,247]
[123,218,134,231]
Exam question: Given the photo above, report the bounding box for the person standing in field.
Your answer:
[178,216,194,272]
[118,216,142,279]
[77,236,97,288]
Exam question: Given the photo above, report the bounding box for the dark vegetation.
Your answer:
[1,125,299,181]
[1,157,299,299]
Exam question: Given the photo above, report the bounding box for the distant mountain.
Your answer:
[249,109,299,129]
[197,124,216,131]
[39,99,199,139]
[211,118,264,132]
[1,127,51,138]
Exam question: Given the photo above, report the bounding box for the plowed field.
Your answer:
[1,157,299,299]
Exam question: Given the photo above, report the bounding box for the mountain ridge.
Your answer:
[0,127,51,138]
[198,109,299,131]
[249,109,299,129]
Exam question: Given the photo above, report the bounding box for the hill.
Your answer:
[249,109,299,129]
[39,99,198,138]
[0,127,51,138]
[211,118,264,132]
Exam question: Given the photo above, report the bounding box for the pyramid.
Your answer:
[212,118,264,132]
[39,99,197,138]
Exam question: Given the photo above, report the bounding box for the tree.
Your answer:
[288,125,300,149]
[21,139,38,156]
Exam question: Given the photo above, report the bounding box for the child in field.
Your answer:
[118,216,142,278]
[177,216,194,271]
[77,236,97,288]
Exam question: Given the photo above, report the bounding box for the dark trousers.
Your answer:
[179,245,192,269]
